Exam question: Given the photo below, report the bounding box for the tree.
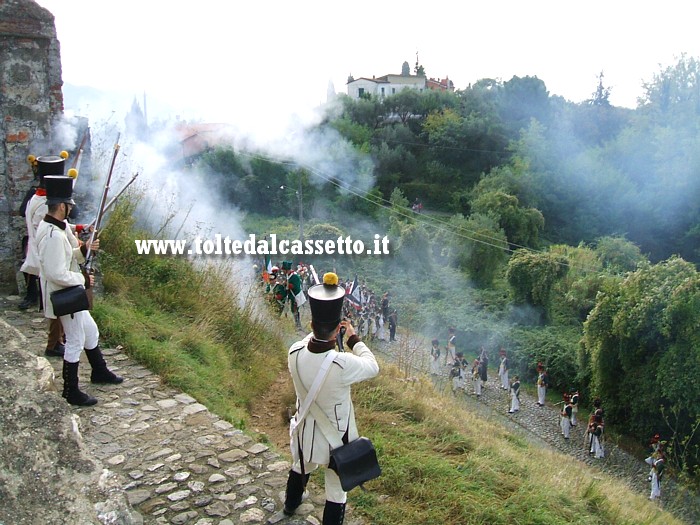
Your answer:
[587,71,612,107]
[470,190,544,248]
[639,53,700,119]
[448,213,508,286]
[499,75,551,132]
[401,61,411,76]
[594,235,645,273]
[337,94,384,129]
[506,249,568,323]
[582,256,700,472]
[384,88,422,125]
[421,108,509,183]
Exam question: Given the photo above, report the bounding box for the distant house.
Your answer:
[171,122,235,165]
[347,73,454,99]
[426,77,455,92]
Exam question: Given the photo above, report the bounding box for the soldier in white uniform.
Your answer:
[37,176,123,406]
[509,375,521,413]
[21,154,71,356]
[283,272,379,525]
[498,349,509,390]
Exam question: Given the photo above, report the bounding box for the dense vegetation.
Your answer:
[193,56,700,480]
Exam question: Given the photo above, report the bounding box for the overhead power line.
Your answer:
[234,150,601,274]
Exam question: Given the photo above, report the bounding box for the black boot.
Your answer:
[62,360,69,399]
[45,342,65,357]
[85,346,123,384]
[19,274,38,310]
[62,360,97,406]
[322,501,346,525]
[283,469,310,515]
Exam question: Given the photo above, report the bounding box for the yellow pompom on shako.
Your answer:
[59,150,69,159]
[308,272,345,325]
[67,168,78,179]
[27,154,36,164]
[323,272,339,286]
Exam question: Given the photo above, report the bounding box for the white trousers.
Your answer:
[560,416,571,438]
[60,310,99,363]
[537,385,546,405]
[590,435,604,458]
[500,370,509,389]
[292,461,345,503]
[650,471,661,499]
[510,392,520,412]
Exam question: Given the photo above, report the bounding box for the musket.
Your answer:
[86,172,138,229]
[309,264,320,285]
[71,127,90,170]
[84,133,120,272]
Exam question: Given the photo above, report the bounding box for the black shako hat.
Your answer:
[307,272,345,325]
[44,176,75,206]
[36,155,67,179]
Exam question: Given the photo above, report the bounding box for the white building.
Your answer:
[346,74,427,99]
[347,72,455,100]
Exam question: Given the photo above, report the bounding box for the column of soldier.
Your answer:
[18,152,123,406]
[340,285,394,344]
[429,330,611,457]
[260,264,395,343]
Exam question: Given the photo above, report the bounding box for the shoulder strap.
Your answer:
[310,402,345,449]
[290,351,336,437]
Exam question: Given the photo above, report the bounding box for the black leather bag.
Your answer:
[328,436,381,491]
[50,285,90,316]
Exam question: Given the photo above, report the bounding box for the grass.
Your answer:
[92,200,287,430]
[350,367,682,525]
[92,199,685,524]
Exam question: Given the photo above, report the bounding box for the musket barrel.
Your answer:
[71,128,90,170]
[85,134,120,268]
[87,172,138,228]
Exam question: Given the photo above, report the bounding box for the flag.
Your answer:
[346,275,362,309]
[262,254,272,282]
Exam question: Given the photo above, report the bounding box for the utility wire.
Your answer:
[236,151,601,274]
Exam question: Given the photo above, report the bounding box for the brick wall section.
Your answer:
[0,0,64,291]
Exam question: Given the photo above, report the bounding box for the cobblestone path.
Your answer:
[1,295,362,525]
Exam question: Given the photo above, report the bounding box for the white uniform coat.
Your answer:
[289,333,379,466]
[36,217,86,319]
[20,193,48,275]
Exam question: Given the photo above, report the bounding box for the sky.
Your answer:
[34,0,700,133]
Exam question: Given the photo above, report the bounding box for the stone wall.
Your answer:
[0,0,64,291]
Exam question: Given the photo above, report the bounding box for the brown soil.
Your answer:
[249,370,297,452]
